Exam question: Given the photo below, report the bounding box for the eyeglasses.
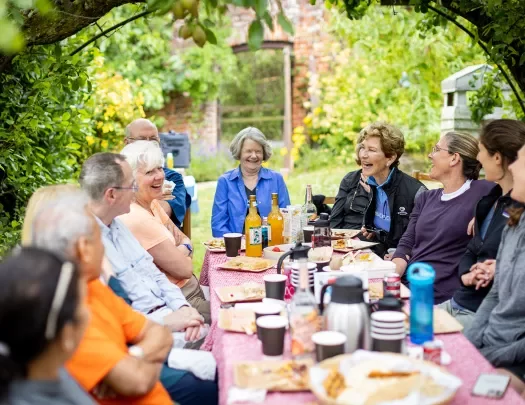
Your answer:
[112,181,138,192]
[431,145,451,155]
[45,261,74,340]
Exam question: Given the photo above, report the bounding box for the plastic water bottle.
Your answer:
[407,262,435,345]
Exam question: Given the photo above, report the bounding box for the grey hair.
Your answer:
[80,152,127,202]
[229,127,273,161]
[31,192,92,261]
[120,140,164,175]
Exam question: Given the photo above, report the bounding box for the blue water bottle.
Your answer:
[407,262,435,345]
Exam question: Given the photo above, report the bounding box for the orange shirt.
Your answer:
[66,279,172,405]
[119,200,189,288]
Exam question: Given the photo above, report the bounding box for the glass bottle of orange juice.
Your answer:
[267,193,284,246]
[245,195,262,257]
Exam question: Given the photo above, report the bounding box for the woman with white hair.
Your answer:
[211,127,290,237]
[118,141,210,324]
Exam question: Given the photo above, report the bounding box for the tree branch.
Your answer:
[70,10,152,56]
[22,0,146,47]
[427,4,525,115]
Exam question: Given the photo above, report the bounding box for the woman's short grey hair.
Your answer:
[120,140,164,175]
[31,192,92,262]
[80,153,127,202]
[229,127,273,161]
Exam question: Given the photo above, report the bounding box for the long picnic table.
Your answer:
[199,250,524,405]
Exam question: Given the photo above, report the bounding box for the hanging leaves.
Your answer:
[248,19,264,50]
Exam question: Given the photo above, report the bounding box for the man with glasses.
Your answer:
[30,192,175,405]
[125,118,191,229]
[31,190,218,404]
[79,153,210,340]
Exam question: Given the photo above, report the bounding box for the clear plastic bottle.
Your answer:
[407,262,435,344]
[290,256,321,359]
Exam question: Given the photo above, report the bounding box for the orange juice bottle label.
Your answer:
[249,227,262,245]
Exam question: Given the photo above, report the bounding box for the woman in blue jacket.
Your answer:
[211,127,291,237]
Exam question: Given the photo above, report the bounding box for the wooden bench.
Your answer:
[411,170,434,182]
[323,196,336,205]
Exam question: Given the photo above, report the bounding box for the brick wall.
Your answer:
[156,0,333,149]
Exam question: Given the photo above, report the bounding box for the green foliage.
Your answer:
[330,0,525,110]
[219,49,285,142]
[300,7,484,164]
[187,142,235,181]
[468,70,505,124]
[0,4,235,254]
[0,0,295,54]
[0,45,92,254]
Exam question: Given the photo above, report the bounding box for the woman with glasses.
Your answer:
[118,141,210,325]
[437,120,525,328]
[330,122,426,257]
[392,132,494,304]
[0,247,93,404]
[211,127,290,237]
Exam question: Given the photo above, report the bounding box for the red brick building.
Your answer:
[157,0,332,167]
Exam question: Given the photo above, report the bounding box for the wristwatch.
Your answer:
[128,345,145,359]
[182,243,193,255]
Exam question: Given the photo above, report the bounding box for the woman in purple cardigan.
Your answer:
[392,132,494,304]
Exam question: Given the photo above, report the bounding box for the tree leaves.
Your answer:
[277,12,294,35]
[248,19,264,50]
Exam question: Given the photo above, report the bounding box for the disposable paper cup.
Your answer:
[303,226,314,243]
[371,320,405,329]
[312,331,347,362]
[263,274,288,301]
[371,326,406,335]
[371,332,405,354]
[254,303,283,340]
[256,315,288,358]
[223,233,242,257]
[371,311,406,324]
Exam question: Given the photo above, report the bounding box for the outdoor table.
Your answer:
[201,250,524,405]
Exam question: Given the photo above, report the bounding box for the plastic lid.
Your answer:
[290,242,310,260]
[407,262,435,285]
[314,213,330,228]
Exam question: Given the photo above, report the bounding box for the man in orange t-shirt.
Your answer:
[67,279,174,405]
[31,194,174,405]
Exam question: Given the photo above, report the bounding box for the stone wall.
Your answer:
[156,0,333,149]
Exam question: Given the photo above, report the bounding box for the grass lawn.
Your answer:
[191,166,353,276]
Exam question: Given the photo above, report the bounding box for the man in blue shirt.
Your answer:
[125,118,191,229]
[79,152,209,346]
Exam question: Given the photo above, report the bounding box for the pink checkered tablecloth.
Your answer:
[200,251,524,405]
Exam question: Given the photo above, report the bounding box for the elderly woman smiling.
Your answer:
[118,141,210,321]
[330,122,426,257]
[211,127,291,237]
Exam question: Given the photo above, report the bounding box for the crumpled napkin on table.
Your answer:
[168,348,217,381]
[227,387,267,404]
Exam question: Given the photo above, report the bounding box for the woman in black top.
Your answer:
[0,247,93,405]
[330,122,426,257]
[438,119,525,329]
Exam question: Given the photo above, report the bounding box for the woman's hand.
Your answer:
[360,227,376,241]
[359,173,371,194]
[474,259,496,290]
[462,260,496,289]
[467,217,476,236]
